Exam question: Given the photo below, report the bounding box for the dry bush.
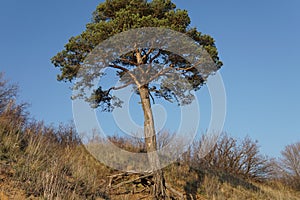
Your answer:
[0,74,27,162]
[277,142,300,191]
[0,72,18,113]
[190,133,272,181]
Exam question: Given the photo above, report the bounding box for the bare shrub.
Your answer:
[192,133,272,181]
[278,142,300,190]
[0,72,18,113]
[0,73,27,162]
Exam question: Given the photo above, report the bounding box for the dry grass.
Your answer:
[0,91,299,199]
[0,105,111,199]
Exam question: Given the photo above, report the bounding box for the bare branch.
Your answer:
[149,91,155,104]
[150,88,174,103]
[147,65,174,84]
[142,48,154,61]
[108,173,153,190]
[149,50,161,64]
[175,66,195,71]
[110,81,134,91]
[135,48,145,74]
[119,58,138,66]
[109,64,141,87]
[109,64,129,72]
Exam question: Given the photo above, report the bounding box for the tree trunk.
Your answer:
[139,85,167,199]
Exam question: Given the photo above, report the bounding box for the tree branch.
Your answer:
[145,50,161,75]
[149,91,155,104]
[150,88,174,103]
[149,50,161,63]
[119,58,138,66]
[135,47,145,74]
[110,81,134,91]
[109,64,129,72]
[175,66,195,71]
[147,64,174,84]
[142,48,154,61]
[109,64,141,87]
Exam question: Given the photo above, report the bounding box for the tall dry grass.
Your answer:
[1,72,300,199]
[0,102,110,199]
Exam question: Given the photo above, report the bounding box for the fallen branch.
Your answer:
[107,173,153,190]
[107,171,140,188]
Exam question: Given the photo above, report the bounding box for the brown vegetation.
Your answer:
[189,134,273,181]
[274,142,300,191]
[1,73,300,199]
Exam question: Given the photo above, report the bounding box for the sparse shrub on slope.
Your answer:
[276,142,300,191]
[189,133,273,182]
[0,72,27,163]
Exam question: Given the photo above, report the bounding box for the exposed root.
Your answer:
[107,173,153,190]
[107,172,185,199]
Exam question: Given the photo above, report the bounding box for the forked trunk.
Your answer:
[139,85,167,199]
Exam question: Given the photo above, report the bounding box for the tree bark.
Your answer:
[139,85,166,199]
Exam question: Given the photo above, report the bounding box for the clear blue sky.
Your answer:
[0,0,299,158]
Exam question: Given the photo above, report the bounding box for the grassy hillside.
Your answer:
[1,106,300,200]
[0,74,299,199]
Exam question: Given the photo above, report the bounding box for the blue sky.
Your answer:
[0,0,299,158]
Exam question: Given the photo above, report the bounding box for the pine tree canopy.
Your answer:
[51,0,223,111]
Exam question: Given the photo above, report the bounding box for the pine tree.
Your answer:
[52,0,222,198]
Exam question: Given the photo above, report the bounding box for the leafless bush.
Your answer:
[0,72,18,113]
[277,142,300,190]
[192,133,272,181]
[0,73,28,162]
